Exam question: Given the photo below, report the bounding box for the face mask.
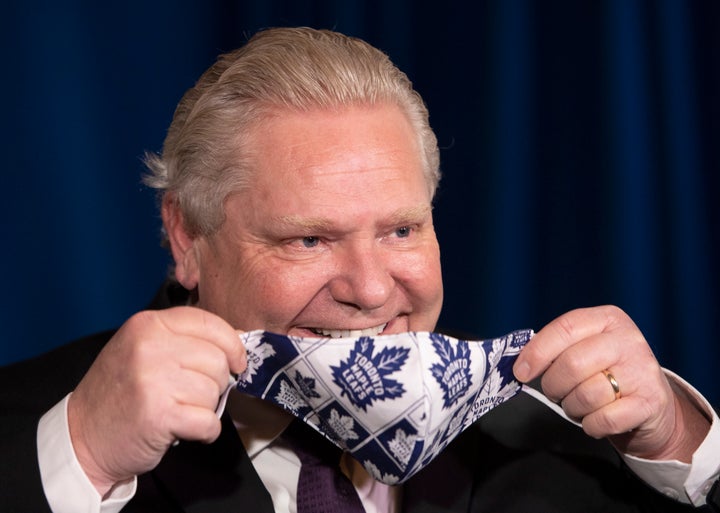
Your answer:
[231,329,532,484]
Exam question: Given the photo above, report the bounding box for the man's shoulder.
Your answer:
[0,329,115,414]
[0,280,185,402]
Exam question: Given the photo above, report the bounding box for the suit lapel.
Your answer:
[142,412,275,513]
[402,431,476,513]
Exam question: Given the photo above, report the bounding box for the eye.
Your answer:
[301,236,320,248]
[395,226,412,238]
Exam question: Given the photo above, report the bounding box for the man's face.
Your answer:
[176,104,443,337]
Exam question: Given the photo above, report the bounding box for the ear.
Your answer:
[161,195,201,290]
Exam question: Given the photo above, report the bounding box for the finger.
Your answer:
[157,307,247,374]
[169,370,226,411]
[539,332,619,401]
[234,330,248,375]
[156,306,233,339]
[189,310,247,374]
[559,370,620,420]
[168,404,223,444]
[580,395,652,439]
[122,329,231,394]
[173,337,233,392]
[514,305,627,382]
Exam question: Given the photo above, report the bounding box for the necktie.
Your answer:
[284,419,366,513]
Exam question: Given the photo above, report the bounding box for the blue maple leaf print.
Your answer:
[381,379,405,399]
[373,345,410,373]
[429,333,473,409]
[330,337,409,411]
[430,332,455,363]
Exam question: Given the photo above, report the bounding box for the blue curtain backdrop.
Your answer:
[2,1,718,404]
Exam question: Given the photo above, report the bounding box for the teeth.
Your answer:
[311,323,387,339]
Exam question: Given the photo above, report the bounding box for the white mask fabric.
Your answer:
[230,329,533,484]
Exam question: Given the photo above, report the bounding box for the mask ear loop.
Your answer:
[216,373,239,417]
[519,384,582,428]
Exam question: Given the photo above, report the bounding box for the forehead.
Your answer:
[240,105,430,207]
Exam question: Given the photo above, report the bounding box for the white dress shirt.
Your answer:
[228,392,400,513]
[37,372,720,513]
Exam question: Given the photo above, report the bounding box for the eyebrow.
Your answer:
[271,205,433,232]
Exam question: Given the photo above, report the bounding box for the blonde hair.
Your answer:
[144,27,440,237]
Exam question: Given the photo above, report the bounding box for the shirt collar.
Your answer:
[227,389,294,458]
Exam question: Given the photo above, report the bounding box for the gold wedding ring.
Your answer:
[602,369,622,400]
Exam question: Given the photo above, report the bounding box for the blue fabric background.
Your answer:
[2,1,718,403]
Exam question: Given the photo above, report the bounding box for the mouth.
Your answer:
[308,323,388,339]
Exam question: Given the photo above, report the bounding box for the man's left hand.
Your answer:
[513,305,710,462]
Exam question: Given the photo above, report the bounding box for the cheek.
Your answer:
[398,254,443,332]
[243,262,330,321]
[397,244,444,304]
[196,249,278,320]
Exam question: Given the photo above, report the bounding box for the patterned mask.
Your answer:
[232,329,532,484]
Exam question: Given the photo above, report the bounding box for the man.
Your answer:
[1,27,718,512]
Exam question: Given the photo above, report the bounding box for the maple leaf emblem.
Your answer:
[387,428,417,469]
[487,338,503,371]
[466,365,522,427]
[508,329,533,349]
[274,379,308,414]
[480,367,520,405]
[429,333,472,408]
[363,460,400,485]
[330,337,409,411]
[323,408,359,445]
[293,370,321,399]
[237,341,276,387]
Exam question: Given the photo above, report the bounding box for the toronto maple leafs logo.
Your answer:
[363,460,400,485]
[429,333,472,408]
[330,337,409,411]
[487,339,503,371]
[387,428,417,469]
[508,329,533,350]
[445,400,472,439]
[293,370,321,399]
[471,366,521,419]
[274,379,308,414]
[237,340,276,387]
[323,409,359,445]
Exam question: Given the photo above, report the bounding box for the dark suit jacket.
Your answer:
[0,283,709,512]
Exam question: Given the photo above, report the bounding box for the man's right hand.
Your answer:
[67,306,247,496]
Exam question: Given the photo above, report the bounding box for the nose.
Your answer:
[328,242,395,311]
